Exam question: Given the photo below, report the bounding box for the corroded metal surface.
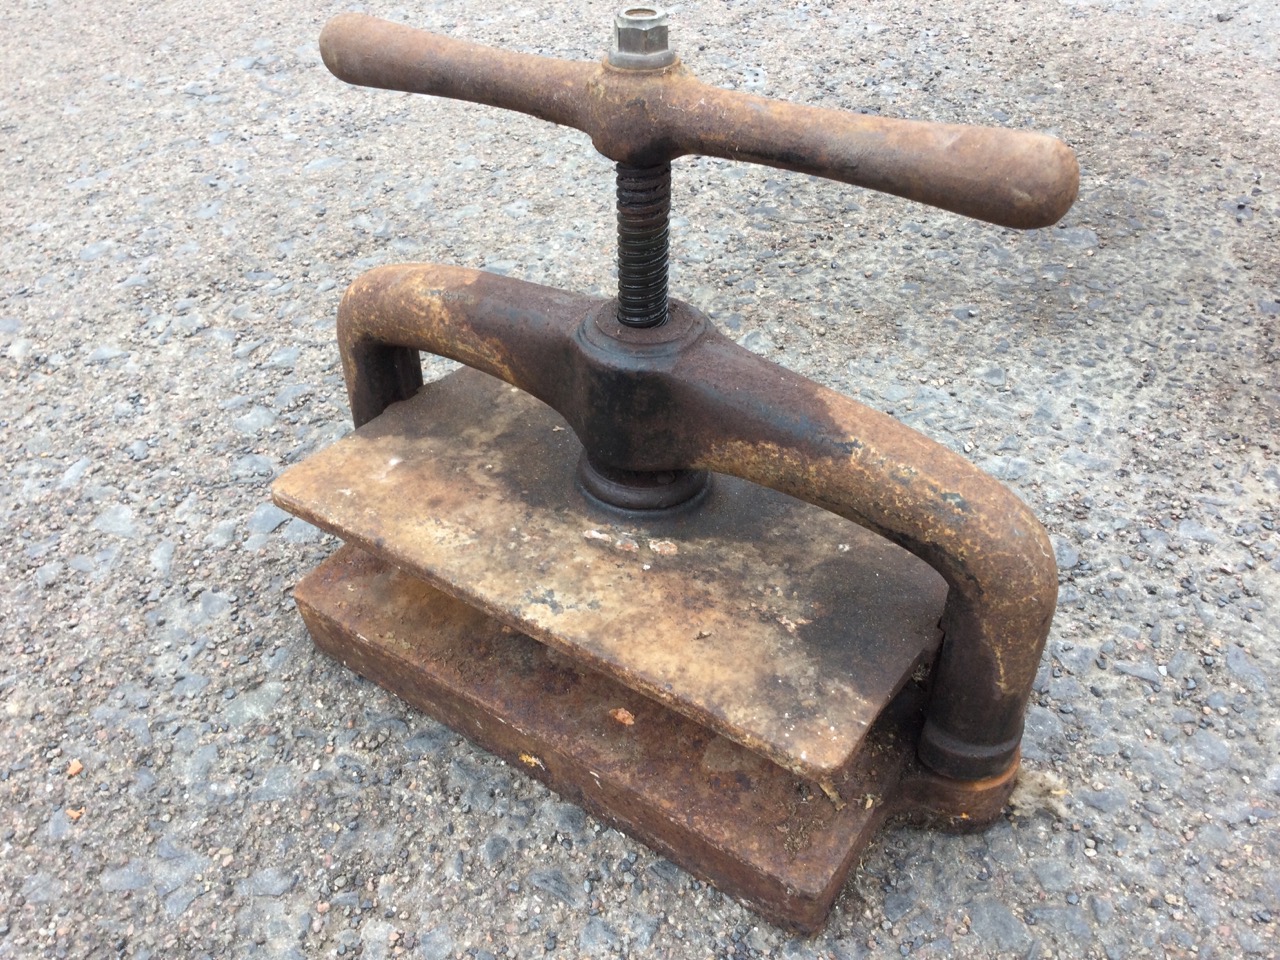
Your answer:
[318,14,1078,229]
[282,7,1078,934]
[311,10,1074,779]
[323,264,1057,781]
[275,367,948,781]
[295,545,1016,934]
[304,7,1075,788]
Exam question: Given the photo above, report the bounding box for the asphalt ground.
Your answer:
[1,1,1277,958]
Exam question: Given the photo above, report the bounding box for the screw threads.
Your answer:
[616,162,670,328]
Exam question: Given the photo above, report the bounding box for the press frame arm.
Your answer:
[337,264,590,428]
[335,265,1056,781]
[673,339,1057,780]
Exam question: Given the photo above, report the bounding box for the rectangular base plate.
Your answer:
[296,545,965,932]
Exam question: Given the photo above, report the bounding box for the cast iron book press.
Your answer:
[273,8,1078,932]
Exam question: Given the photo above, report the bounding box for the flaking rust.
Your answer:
[275,4,1077,934]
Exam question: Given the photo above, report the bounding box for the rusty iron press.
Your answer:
[273,8,1079,932]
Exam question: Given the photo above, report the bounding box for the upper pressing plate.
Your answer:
[273,367,947,780]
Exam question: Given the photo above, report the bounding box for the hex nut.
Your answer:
[609,6,677,70]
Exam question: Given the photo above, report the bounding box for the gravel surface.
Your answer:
[2,1,1278,957]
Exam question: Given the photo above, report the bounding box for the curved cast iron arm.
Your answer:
[335,265,1056,781]
[670,332,1058,780]
[336,264,591,427]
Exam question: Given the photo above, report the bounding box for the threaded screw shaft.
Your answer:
[615,162,671,328]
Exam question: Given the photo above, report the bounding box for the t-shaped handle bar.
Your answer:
[320,12,1078,229]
